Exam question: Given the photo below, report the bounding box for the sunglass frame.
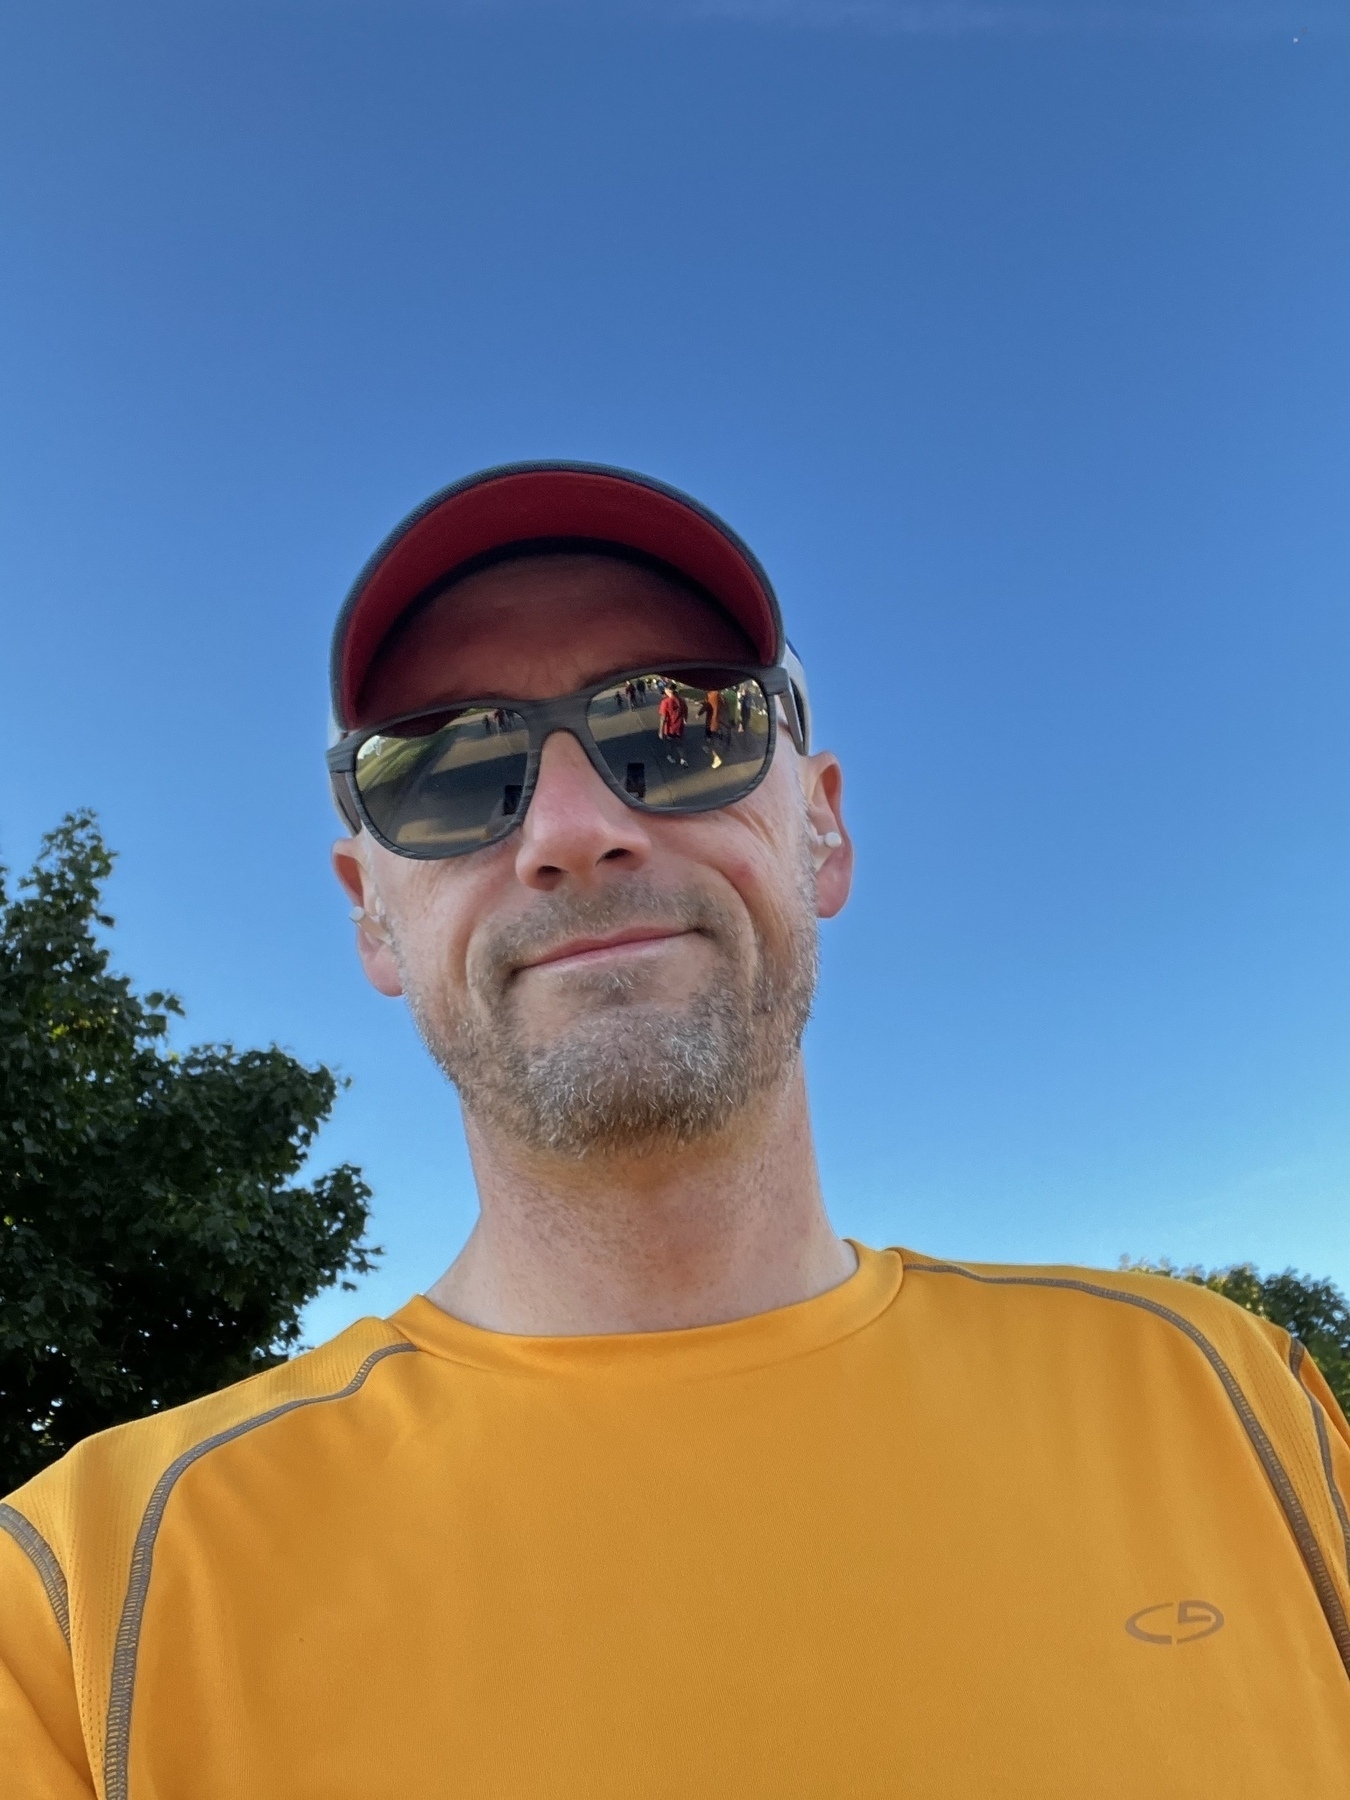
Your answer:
[326,660,804,860]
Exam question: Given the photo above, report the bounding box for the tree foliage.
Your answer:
[0,812,378,1492]
[1128,1257,1350,1417]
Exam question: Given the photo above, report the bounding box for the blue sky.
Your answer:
[2,1,1346,1337]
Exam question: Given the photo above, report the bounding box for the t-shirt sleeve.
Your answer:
[0,1522,94,1799]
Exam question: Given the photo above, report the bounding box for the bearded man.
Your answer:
[4,463,1349,1798]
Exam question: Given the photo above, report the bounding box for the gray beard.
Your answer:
[397,864,819,1159]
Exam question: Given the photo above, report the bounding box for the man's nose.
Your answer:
[513,731,653,891]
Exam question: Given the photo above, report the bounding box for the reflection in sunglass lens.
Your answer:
[585,672,771,812]
[354,707,530,853]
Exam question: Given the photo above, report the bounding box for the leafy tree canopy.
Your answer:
[0,812,378,1492]
[1127,1257,1350,1417]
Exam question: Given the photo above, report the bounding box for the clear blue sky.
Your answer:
[2,1,1346,1338]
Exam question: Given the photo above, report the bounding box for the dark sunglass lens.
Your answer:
[354,708,530,853]
[586,673,771,811]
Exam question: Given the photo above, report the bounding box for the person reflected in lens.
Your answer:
[658,681,688,765]
[704,687,726,769]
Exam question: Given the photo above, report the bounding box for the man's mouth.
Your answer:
[515,926,697,976]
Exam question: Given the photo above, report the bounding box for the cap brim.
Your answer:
[331,461,783,728]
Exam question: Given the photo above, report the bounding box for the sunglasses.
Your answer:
[327,660,808,859]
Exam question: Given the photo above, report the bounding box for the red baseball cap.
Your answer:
[329,460,787,731]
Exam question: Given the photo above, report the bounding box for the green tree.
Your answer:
[0,812,378,1492]
[1127,1257,1350,1417]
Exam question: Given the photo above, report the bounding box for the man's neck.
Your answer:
[425,1064,856,1335]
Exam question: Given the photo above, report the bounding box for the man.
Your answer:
[657,677,688,762]
[703,685,724,737]
[3,460,1349,1799]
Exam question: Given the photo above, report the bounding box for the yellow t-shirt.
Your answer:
[4,1245,1350,1799]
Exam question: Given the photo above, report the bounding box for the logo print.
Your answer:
[1125,1599,1225,1645]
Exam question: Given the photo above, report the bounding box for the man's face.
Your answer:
[333,553,852,1158]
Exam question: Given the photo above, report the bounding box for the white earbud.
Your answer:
[815,830,843,850]
[350,904,392,943]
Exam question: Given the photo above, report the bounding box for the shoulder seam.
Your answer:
[905,1260,1350,1677]
[0,1502,71,1647]
[1289,1339,1350,1586]
[103,1339,417,1800]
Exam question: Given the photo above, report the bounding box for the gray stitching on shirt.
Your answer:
[905,1258,1350,1679]
[0,1501,70,1647]
[103,1340,417,1800]
[1289,1338,1350,1585]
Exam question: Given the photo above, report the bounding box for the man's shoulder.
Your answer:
[3,1314,414,1564]
[896,1248,1298,1383]
[900,1252,1288,1353]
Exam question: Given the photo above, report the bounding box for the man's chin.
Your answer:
[457,995,758,1157]
[421,910,816,1157]
[513,990,704,1054]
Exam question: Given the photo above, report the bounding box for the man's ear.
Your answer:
[801,752,854,921]
[331,836,405,997]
